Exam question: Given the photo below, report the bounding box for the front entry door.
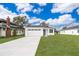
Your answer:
[43,29,46,36]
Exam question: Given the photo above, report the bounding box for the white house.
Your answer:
[25,26,54,37]
[59,25,79,35]
[0,19,6,37]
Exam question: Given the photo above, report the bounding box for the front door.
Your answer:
[43,29,46,36]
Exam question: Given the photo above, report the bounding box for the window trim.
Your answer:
[28,29,41,31]
[49,29,53,33]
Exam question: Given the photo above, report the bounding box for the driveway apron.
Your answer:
[0,36,41,56]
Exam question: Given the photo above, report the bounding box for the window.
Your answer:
[28,29,32,31]
[28,29,41,31]
[34,29,41,31]
[49,29,53,33]
[3,28,5,31]
[38,29,41,31]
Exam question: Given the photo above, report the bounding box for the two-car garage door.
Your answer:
[27,29,42,37]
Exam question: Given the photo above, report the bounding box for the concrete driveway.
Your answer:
[0,36,41,56]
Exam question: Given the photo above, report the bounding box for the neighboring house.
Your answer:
[0,19,6,37]
[0,17,25,37]
[25,25,54,37]
[59,25,79,35]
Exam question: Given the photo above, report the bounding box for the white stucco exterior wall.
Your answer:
[11,30,14,36]
[0,28,6,37]
[48,29,54,35]
[0,23,6,37]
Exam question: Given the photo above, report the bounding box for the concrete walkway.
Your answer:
[0,37,41,56]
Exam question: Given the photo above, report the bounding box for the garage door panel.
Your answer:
[27,31,42,37]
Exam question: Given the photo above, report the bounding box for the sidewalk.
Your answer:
[0,37,41,56]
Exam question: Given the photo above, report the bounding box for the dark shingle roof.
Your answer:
[0,19,24,28]
[0,19,6,23]
[27,25,53,28]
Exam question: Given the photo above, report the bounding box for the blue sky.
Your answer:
[0,3,61,19]
[0,3,79,29]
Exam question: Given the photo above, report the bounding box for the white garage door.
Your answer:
[27,29,42,37]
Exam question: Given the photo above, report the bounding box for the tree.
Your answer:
[40,21,49,27]
[13,16,28,26]
[13,16,28,36]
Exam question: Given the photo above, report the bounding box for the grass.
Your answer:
[36,34,79,56]
[0,35,24,44]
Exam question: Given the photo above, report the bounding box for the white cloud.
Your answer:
[51,3,79,13]
[38,3,47,6]
[33,8,43,14]
[29,17,45,24]
[29,17,40,23]
[0,5,30,22]
[15,3,33,13]
[28,14,75,27]
[19,13,30,20]
[0,5,18,22]
[46,14,75,26]
[77,8,79,15]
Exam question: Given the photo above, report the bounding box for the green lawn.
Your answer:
[36,35,79,56]
[0,35,24,44]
